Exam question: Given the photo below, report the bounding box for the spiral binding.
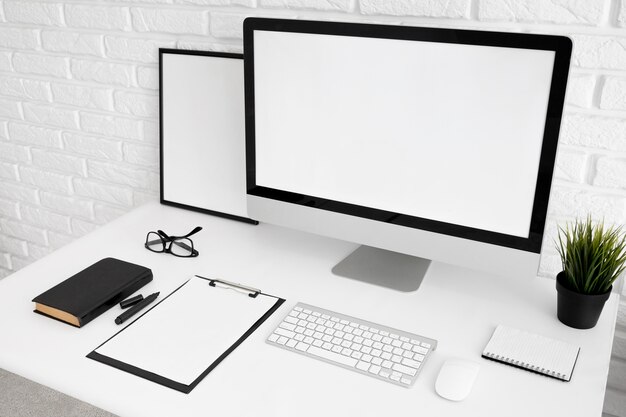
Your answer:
[483,351,565,381]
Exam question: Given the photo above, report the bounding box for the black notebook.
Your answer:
[482,325,580,382]
[32,258,152,327]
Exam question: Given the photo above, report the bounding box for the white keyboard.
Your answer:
[267,302,437,387]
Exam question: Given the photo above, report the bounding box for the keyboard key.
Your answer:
[369,365,381,375]
[356,361,370,371]
[295,342,309,351]
[382,360,393,368]
[379,370,390,378]
[391,355,402,363]
[294,306,303,312]
[372,334,382,342]
[421,342,431,349]
[413,346,428,355]
[304,336,314,344]
[286,339,298,348]
[331,317,340,322]
[402,358,422,369]
[390,333,399,339]
[362,354,373,362]
[392,340,402,348]
[403,351,414,359]
[322,335,333,342]
[363,339,373,347]
[392,363,417,376]
[400,336,409,342]
[277,336,288,345]
[312,311,321,317]
[295,334,305,341]
[313,331,324,339]
[393,347,404,355]
[275,327,296,339]
[322,342,333,350]
[289,310,299,317]
[401,377,412,385]
[341,348,353,356]
[304,329,314,337]
[313,339,323,347]
[321,314,330,319]
[331,345,342,353]
[371,349,382,357]
[390,373,401,382]
[285,316,298,324]
[372,357,383,366]
[303,309,312,314]
[381,352,392,360]
[340,319,349,325]
[351,351,362,360]
[402,342,413,350]
[268,334,279,342]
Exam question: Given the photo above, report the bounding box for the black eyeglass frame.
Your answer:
[144,226,202,258]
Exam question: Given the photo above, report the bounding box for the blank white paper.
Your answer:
[95,277,278,385]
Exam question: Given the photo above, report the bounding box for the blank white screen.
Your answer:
[254,30,555,238]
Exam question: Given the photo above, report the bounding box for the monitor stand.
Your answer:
[331,245,431,292]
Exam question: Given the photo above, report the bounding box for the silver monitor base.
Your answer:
[331,245,431,292]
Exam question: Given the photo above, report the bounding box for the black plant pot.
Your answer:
[556,272,611,329]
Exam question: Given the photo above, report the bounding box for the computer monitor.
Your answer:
[243,18,572,291]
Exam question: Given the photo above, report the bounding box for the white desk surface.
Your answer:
[0,202,619,417]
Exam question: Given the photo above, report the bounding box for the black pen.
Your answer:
[115,292,159,325]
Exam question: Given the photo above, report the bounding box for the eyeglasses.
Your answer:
[145,226,202,258]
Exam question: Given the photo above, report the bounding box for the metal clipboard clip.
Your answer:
[196,275,261,298]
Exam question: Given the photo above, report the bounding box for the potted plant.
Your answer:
[556,217,626,329]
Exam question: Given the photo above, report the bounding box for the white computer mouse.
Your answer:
[435,359,480,401]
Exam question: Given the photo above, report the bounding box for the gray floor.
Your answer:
[0,368,118,417]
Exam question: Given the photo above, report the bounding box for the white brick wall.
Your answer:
[0,0,625,414]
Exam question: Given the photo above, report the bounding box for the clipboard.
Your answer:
[87,276,285,393]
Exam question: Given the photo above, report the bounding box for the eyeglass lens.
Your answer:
[145,232,165,252]
[170,238,194,257]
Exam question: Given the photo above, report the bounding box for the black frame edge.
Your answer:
[158,48,258,226]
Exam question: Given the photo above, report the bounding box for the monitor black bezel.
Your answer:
[243,18,572,253]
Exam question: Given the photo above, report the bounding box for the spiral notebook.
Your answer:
[482,325,580,382]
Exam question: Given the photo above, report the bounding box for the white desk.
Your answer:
[0,202,619,417]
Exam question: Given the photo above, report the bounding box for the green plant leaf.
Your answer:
[555,217,626,295]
